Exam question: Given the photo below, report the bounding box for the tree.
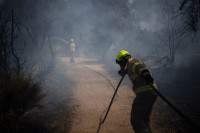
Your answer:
[179,0,200,32]
[0,10,21,77]
[156,4,185,66]
[0,9,45,133]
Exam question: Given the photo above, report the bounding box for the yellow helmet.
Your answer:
[116,50,131,64]
[70,38,74,42]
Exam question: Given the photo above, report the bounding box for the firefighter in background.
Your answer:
[116,50,158,133]
[69,38,76,63]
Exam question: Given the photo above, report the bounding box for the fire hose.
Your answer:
[80,64,123,132]
[96,75,125,133]
[96,74,200,133]
[81,64,199,132]
[150,84,200,132]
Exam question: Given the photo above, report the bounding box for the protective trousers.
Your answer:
[131,91,157,133]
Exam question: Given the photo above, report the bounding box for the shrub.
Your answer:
[0,73,45,132]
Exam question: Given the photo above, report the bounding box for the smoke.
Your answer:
[46,0,166,61]
[2,0,197,68]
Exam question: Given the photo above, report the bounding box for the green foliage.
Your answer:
[0,73,45,132]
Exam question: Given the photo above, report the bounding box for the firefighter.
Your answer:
[116,50,158,133]
[69,38,76,63]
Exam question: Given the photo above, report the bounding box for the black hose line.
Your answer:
[96,75,125,133]
[150,84,200,132]
[81,65,116,91]
[81,64,199,132]
[80,64,123,133]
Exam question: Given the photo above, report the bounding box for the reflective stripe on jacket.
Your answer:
[126,58,157,95]
[135,84,158,94]
[70,43,76,52]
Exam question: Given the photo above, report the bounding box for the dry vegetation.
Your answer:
[150,58,200,133]
[0,73,45,132]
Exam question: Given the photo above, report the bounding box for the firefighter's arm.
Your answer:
[132,61,154,84]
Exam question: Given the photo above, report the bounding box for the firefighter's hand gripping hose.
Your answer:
[150,84,200,132]
[96,74,125,133]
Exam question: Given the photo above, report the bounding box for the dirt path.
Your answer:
[58,57,135,133]
[37,56,199,133]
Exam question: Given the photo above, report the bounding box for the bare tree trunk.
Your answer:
[10,9,20,75]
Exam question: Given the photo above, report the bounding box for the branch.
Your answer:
[180,0,189,10]
[10,9,20,75]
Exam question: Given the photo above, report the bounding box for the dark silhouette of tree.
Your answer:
[0,10,21,76]
[179,0,200,32]
[155,4,185,66]
[0,0,66,58]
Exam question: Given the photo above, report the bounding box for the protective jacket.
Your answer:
[124,57,158,133]
[70,42,76,52]
[125,58,158,95]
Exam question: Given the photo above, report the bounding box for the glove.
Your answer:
[143,75,154,84]
[118,69,126,76]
